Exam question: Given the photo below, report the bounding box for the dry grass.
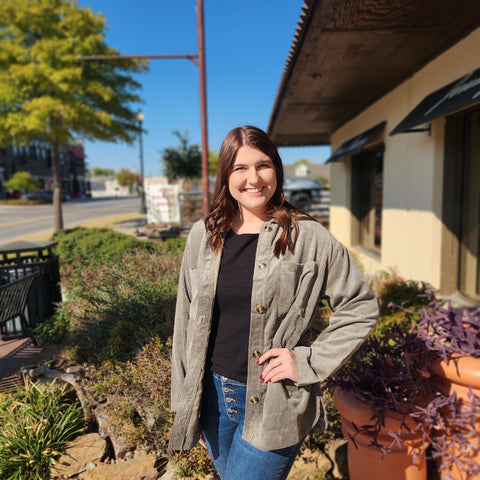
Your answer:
[19,213,146,242]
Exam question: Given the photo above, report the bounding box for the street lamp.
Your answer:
[137,109,146,214]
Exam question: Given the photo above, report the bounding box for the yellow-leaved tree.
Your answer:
[0,0,148,231]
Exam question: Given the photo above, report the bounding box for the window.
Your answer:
[460,110,480,300]
[351,150,383,252]
[442,108,480,301]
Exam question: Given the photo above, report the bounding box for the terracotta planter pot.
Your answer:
[334,387,427,480]
[431,356,480,480]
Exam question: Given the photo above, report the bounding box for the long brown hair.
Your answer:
[205,126,317,256]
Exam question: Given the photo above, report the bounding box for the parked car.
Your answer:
[26,189,69,202]
[283,175,324,210]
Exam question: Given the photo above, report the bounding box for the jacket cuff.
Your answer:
[294,346,323,387]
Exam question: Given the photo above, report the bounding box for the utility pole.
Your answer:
[196,0,209,218]
[78,0,210,217]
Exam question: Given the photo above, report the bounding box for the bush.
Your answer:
[59,249,181,364]
[163,236,187,255]
[89,338,173,450]
[85,338,218,479]
[34,309,71,344]
[372,272,435,340]
[51,227,162,269]
[374,272,434,311]
[0,382,84,480]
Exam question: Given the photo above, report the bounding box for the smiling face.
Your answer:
[228,146,277,221]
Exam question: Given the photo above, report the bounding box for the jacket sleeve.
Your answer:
[170,231,194,412]
[293,235,379,387]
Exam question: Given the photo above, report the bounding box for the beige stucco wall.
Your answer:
[329,27,480,288]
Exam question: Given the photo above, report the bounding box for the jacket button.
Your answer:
[252,350,261,359]
[258,262,266,270]
[264,225,272,232]
[249,396,259,404]
[256,305,265,314]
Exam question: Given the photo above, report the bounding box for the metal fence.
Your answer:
[179,191,204,228]
[0,241,62,336]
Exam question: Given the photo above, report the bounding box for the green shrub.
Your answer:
[0,382,84,480]
[85,338,218,478]
[89,338,174,451]
[51,227,161,268]
[60,249,181,363]
[372,272,435,342]
[34,309,71,344]
[163,236,187,255]
[375,273,434,311]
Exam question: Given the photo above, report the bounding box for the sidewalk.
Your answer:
[0,337,64,393]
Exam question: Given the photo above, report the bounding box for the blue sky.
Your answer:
[77,0,331,177]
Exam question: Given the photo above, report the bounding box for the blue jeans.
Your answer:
[201,370,303,480]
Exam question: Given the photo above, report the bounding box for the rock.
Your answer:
[325,439,349,479]
[95,399,136,459]
[158,460,178,480]
[287,447,332,479]
[79,453,159,480]
[51,433,107,479]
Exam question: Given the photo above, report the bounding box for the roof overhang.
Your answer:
[268,0,480,147]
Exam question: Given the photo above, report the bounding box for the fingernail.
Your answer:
[260,375,264,381]
[256,360,259,365]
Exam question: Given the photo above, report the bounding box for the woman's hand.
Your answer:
[199,433,207,449]
[257,348,298,383]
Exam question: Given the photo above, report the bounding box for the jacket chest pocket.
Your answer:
[277,261,318,318]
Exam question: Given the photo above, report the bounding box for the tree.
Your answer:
[4,171,41,193]
[208,148,219,176]
[162,130,202,181]
[88,167,116,178]
[116,168,138,194]
[0,0,148,232]
[294,158,310,166]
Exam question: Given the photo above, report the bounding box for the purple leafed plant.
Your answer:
[416,300,480,360]
[415,300,480,478]
[331,298,480,478]
[331,323,436,457]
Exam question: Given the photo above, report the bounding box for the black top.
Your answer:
[206,230,259,383]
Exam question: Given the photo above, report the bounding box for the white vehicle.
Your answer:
[283,175,324,210]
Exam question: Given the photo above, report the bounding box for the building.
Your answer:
[0,138,88,198]
[283,161,330,182]
[268,0,480,304]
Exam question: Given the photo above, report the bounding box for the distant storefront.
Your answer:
[0,139,88,198]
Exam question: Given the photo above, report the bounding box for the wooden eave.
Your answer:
[268,0,480,146]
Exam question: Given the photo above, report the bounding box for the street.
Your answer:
[0,196,142,244]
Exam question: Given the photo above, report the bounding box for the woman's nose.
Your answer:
[247,168,259,183]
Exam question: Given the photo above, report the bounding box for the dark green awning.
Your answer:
[390,67,480,135]
[326,122,385,163]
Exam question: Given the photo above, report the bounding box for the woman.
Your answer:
[169,126,379,479]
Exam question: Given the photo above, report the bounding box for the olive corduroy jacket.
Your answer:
[168,218,379,451]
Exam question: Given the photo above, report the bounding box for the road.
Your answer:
[0,197,142,244]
